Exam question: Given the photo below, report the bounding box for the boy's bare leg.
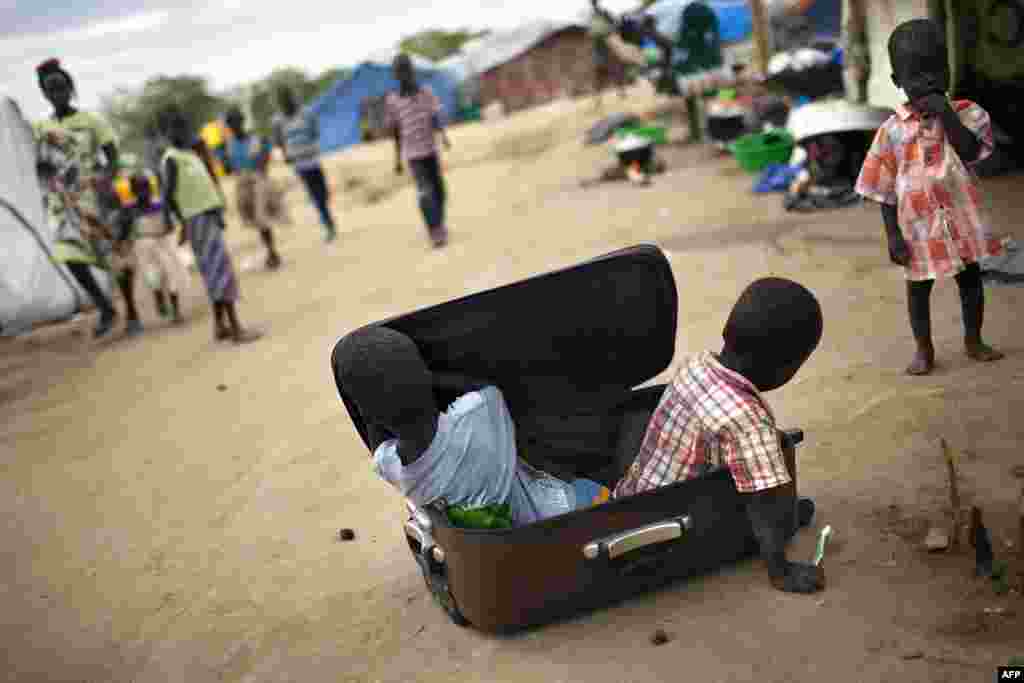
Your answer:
[169,293,184,325]
[259,228,281,270]
[213,302,232,340]
[957,263,1003,362]
[225,303,262,344]
[906,279,936,375]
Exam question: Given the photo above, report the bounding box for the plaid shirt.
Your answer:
[855,99,1003,281]
[614,352,792,498]
[384,86,442,162]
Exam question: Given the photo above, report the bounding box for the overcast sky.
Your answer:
[3,0,640,121]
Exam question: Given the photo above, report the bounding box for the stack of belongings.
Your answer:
[763,38,844,101]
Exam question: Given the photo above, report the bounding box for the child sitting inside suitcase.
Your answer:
[615,277,825,594]
[334,326,611,527]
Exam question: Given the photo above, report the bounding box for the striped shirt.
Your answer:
[614,352,792,498]
[272,111,321,170]
[384,86,442,162]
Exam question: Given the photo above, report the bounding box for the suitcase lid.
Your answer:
[332,244,678,452]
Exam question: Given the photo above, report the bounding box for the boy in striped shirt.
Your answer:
[386,54,452,248]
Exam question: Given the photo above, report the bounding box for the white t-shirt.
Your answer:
[373,386,577,526]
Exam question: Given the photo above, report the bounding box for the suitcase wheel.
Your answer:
[405,513,469,627]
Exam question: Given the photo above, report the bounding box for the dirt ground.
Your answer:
[2,87,1023,683]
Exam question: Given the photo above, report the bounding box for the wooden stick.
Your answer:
[941,439,961,551]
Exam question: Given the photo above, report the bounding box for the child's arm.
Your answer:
[161,157,188,245]
[881,203,910,266]
[915,95,983,164]
[745,488,824,593]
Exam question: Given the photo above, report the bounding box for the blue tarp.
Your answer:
[645,0,754,44]
[307,60,459,155]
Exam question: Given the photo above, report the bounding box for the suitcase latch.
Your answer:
[583,515,694,561]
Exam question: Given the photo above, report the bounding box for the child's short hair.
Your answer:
[335,326,435,430]
[157,106,188,139]
[888,18,945,70]
[723,277,823,366]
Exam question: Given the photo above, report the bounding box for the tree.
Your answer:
[311,67,351,99]
[398,28,489,62]
[102,75,227,159]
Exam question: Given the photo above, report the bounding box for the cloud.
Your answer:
[3,0,639,120]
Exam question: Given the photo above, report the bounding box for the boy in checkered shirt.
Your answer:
[616,278,824,594]
[855,18,1004,376]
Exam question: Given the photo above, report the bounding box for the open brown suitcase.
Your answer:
[331,244,805,632]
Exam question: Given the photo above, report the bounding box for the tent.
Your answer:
[645,0,754,44]
[0,95,103,336]
[307,52,459,155]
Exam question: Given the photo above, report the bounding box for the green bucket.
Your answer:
[729,131,795,173]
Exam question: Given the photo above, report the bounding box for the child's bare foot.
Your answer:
[906,348,935,376]
[171,314,185,326]
[966,342,1004,363]
[232,328,263,344]
[215,326,232,341]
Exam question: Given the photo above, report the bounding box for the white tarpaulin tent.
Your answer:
[0,95,96,336]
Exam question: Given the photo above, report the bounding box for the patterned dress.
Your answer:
[855,100,1004,281]
[33,111,118,266]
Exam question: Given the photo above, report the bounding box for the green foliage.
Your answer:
[398,28,489,62]
[101,65,352,155]
[101,75,227,157]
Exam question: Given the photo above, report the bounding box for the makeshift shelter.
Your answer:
[307,52,458,154]
[458,19,629,115]
[0,95,93,336]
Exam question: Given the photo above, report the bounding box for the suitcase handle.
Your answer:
[583,515,694,561]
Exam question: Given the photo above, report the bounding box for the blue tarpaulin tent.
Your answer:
[645,0,754,44]
[307,52,459,155]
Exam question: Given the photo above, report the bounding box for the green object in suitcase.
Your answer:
[729,131,795,173]
[446,503,514,529]
[615,124,667,146]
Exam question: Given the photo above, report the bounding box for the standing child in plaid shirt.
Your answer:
[615,278,824,594]
[855,19,1004,376]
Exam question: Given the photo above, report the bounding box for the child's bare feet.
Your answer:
[215,326,232,341]
[906,347,935,376]
[232,328,263,344]
[966,342,1003,363]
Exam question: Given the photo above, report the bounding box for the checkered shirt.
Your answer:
[614,352,792,498]
[384,86,441,162]
[855,99,1004,282]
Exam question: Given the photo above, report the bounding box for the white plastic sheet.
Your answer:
[0,95,107,336]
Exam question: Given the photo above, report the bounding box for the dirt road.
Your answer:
[2,90,1022,682]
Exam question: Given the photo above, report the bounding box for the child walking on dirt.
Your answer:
[855,19,1004,376]
[159,107,261,344]
[387,54,452,248]
[225,107,283,270]
[615,278,824,594]
[128,172,189,324]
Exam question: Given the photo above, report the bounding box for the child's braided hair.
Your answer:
[36,58,76,97]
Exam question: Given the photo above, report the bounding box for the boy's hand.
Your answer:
[913,93,948,118]
[772,561,826,594]
[888,235,911,266]
[394,160,403,175]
